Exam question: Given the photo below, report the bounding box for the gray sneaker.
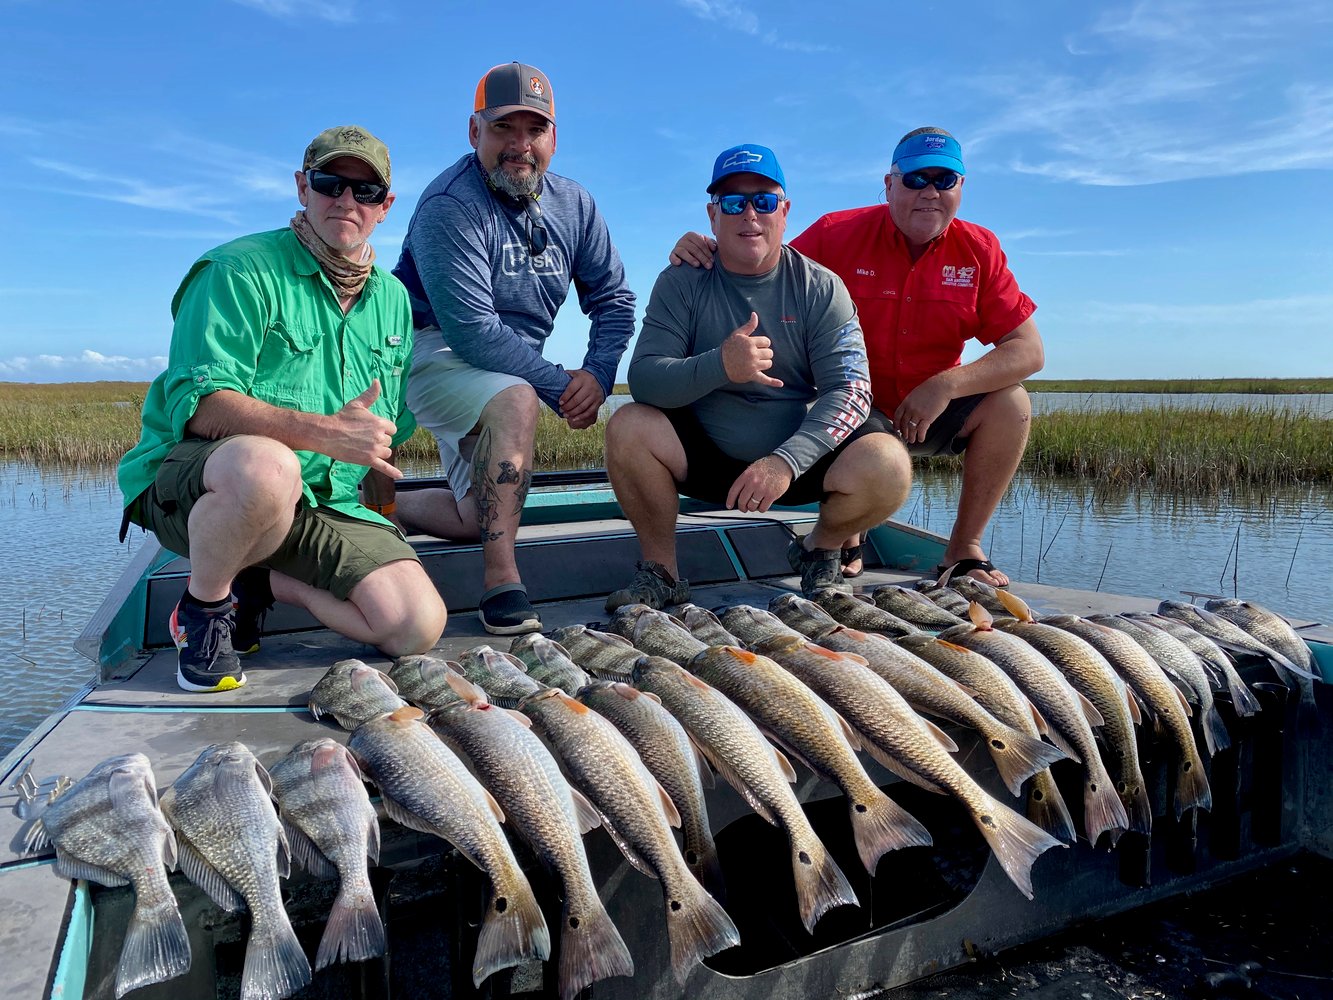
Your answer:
[605,561,691,612]
[787,537,852,598]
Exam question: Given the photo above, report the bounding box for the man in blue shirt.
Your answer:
[392,62,636,634]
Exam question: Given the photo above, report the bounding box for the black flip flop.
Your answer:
[934,558,1007,587]
[841,544,864,579]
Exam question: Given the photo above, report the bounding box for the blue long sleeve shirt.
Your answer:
[392,154,636,410]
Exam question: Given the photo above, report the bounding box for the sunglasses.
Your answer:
[305,169,389,205]
[711,192,785,215]
[522,197,548,257]
[898,169,961,191]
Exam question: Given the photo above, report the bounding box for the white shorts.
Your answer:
[406,327,527,499]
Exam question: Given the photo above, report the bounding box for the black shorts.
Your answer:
[895,393,985,457]
[666,407,894,507]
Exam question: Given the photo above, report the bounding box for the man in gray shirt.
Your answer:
[604,144,911,608]
[391,62,636,634]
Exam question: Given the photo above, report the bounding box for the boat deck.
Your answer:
[3,505,1331,1000]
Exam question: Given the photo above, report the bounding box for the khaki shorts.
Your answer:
[406,327,528,499]
[128,437,419,600]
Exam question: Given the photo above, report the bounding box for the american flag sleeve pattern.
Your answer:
[772,317,874,476]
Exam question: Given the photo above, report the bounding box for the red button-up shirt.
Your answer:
[791,206,1035,412]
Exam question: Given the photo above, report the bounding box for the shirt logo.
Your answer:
[387,334,403,346]
[720,150,763,170]
[941,264,976,288]
[503,240,566,277]
[530,77,545,97]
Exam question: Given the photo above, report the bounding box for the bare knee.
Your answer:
[828,434,912,514]
[480,383,540,435]
[206,436,303,511]
[352,562,447,655]
[606,403,657,455]
[969,384,1031,433]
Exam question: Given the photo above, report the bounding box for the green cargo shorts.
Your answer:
[126,437,419,600]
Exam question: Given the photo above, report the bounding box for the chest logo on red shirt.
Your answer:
[941,264,976,288]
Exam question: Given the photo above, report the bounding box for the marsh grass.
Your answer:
[3,383,1329,489]
[1028,377,1333,394]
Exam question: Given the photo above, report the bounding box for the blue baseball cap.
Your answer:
[892,131,966,175]
[707,143,786,194]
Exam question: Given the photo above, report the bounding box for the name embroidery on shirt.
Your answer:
[941,264,976,288]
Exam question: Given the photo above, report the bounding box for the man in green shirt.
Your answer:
[118,125,447,692]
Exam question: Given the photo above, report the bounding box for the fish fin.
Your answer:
[275,820,292,880]
[760,728,817,779]
[1028,701,1052,737]
[1202,704,1232,756]
[241,909,312,999]
[445,671,490,705]
[1222,669,1263,718]
[690,738,716,790]
[473,878,550,987]
[1124,687,1143,726]
[23,817,51,854]
[1123,779,1154,836]
[482,787,506,824]
[857,738,948,794]
[557,897,634,999]
[115,892,191,997]
[504,708,533,728]
[989,726,1070,797]
[664,877,741,984]
[684,822,727,905]
[832,711,863,752]
[1082,770,1131,847]
[174,837,244,912]
[1042,725,1082,764]
[1173,753,1212,818]
[569,785,602,834]
[973,794,1066,900]
[281,817,336,879]
[921,718,960,754]
[376,668,399,694]
[160,826,178,871]
[379,792,446,841]
[316,877,386,970]
[772,746,799,783]
[849,788,933,875]
[695,744,778,825]
[995,589,1034,621]
[791,835,859,933]
[1172,685,1194,717]
[657,781,682,829]
[1076,692,1105,728]
[253,759,274,797]
[1026,769,1077,843]
[598,811,659,877]
[366,812,382,865]
[52,850,129,888]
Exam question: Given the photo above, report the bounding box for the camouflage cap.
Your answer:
[302,125,391,186]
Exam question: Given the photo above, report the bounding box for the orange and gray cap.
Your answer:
[474,62,555,124]
[302,125,391,186]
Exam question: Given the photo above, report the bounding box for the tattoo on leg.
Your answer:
[513,469,533,515]
[473,429,505,543]
[497,461,519,484]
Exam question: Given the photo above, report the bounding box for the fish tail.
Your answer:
[1120,774,1153,835]
[473,879,551,987]
[1223,670,1263,718]
[1026,769,1077,843]
[790,831,859,933]
[683,821,728,905]
[315,879,386,970]
[1202,704,1231,756]
[848,787,932,876]
[241,911,311,1000]
[1173,752,1213,818]
[114,895,192,998]
[1295,678,1321,737]
[990,726,1070,797]
[1082,768,1131,847]
[664,876,741,984]
[557,899,634,1000]
[973,795,1066,900]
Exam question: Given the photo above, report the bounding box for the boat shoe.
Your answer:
[605,561,691,612]
[170,590,246,693]
[787,537,852,598]
[479,583,543,635]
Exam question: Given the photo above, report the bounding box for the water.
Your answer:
[2,395,1331,761]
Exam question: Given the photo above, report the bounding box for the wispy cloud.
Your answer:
[677,0,837,52]
[1078,293,1333,327]
[0,350,167,380]
[228,0,357,22]
[1018,248,1130,257]
[967,1,1333,185]
[29,158,242,222]
[1003,228,1078,242]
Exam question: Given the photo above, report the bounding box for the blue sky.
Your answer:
[1,0,1330,383]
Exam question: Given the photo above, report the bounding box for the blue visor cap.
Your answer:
[892,132,965,175]
[707,143,787,194]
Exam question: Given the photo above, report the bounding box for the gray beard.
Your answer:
[488,155,543,198]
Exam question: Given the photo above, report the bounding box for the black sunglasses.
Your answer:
[711,192,785,215]
[305,169,389,205]
[898,169,961,191]
[522,197,548,257]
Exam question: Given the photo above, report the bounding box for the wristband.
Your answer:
[365,501,396,516]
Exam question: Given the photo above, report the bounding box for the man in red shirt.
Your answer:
[672,127,1043,586]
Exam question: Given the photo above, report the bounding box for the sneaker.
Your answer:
[786,537,852,598]
[170,592,246,692]
[231,566,274,656]
[479,584,543,636]
[605,561,691,612]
